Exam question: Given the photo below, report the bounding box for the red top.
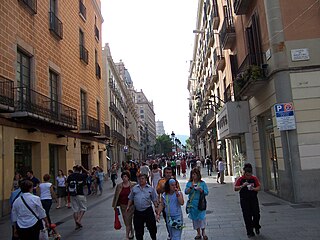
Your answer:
[118,186,131,205]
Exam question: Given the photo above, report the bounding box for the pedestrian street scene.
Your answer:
[1,167,320,240]
[1,0,320,240]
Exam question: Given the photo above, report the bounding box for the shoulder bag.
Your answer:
[198,182,207,211]
[21,196,44,230]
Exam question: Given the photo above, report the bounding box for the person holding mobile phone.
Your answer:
[234,163,261,238]
[185,168,209,240]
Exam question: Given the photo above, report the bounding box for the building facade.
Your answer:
[135,90,156,158]
[156,120,165,136]
[0,0,107,216]
[188,0,320,203]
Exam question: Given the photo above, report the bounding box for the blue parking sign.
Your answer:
[274,103,296,131]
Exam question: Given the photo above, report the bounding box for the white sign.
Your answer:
[291,48,310,62]
[274,103,296,131]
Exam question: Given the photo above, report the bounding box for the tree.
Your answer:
[154,134,173,156]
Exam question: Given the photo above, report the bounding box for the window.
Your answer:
[79,0,86,20]
[79,29,88,64]
[95,49,101,79]
[49,0,63,39]
[16,50,31,108]
[80,90,87,128]
[94,16,100,41]
[245,14,263,66]
[18,0,37,14]
[96,101,100,122]
[49,70,59,114]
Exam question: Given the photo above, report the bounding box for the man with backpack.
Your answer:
[66,165,89,230]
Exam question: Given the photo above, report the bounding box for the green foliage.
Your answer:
[154,134,173,155]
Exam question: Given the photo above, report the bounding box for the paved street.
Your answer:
[1,168,320,240]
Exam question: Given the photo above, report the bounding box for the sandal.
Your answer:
[195,236,201,239]
[203,236,208,240]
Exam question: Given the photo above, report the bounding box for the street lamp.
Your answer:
[171,131,175,155]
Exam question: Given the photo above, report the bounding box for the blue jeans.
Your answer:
[166,215,183,240]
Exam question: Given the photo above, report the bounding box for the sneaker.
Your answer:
[255,228,260,235]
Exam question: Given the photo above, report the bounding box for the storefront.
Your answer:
[216,101,251,178]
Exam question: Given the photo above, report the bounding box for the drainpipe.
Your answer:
[1,125,4,216]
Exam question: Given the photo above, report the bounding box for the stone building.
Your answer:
[0,0,107,216]
[188,0,320,203]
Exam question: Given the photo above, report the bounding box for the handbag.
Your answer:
[198,191,207,211]
[166,194,184,230]
[114,208,122,230]
[21,196,44,230]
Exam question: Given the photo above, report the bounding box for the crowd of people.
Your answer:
[9,155,261,240]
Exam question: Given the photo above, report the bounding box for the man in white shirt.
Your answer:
[176,158,181,175]
[12,180,49,240]
[217,157,226,184]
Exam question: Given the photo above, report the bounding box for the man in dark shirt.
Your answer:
[234,163,261,238]
[67,165,89,230]
[26,170,40,195]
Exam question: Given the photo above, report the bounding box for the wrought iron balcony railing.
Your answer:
[220,19,236,49]
[49,12,63,40]
[234,53,267,98]
[213,47,225,71]
[109,102,124,123]
[80,45,89,64]
[80,115,100,134]
[14,87,77,128]
[0,76,14,112]
[18,0,37,14]
[79,0,86,19]
[94,25,100,41]
[111,130,125,144]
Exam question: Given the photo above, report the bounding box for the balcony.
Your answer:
[212,0,219,30]
[111,130,125,145]
[94,25,100,41]
[79,0,86,20]
[234,0,252,15]
[49,12,63,40]
[12,87,77,129]
[220,20,236,49]
[109,102,124,123]
[80,115,100,135]
[95,63,101,79]
[80,45,89,64]
[18,0,37,14]
[234,53,267,99]
[95,123,110,140]
[0,76,14,112]
[213,48,225,71]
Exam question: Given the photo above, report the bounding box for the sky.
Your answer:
[101,0,198,136]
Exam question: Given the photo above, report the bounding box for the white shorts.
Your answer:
[192,218,206,230]
[71,195,87,212]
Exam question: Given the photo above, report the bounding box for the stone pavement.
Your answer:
[1,168,320,240]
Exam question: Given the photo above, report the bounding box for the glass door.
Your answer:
[267,132,279,193]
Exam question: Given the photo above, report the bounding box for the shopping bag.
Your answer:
[114,208,122,230]
[39,229,49,240]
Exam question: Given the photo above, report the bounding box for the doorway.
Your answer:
[14,141,32,178]
[260,111,280,193]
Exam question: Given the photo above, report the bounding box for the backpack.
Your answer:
[68,180,77,196]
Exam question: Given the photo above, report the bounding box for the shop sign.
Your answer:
[274,103,296,131]
[216,101,249,139]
